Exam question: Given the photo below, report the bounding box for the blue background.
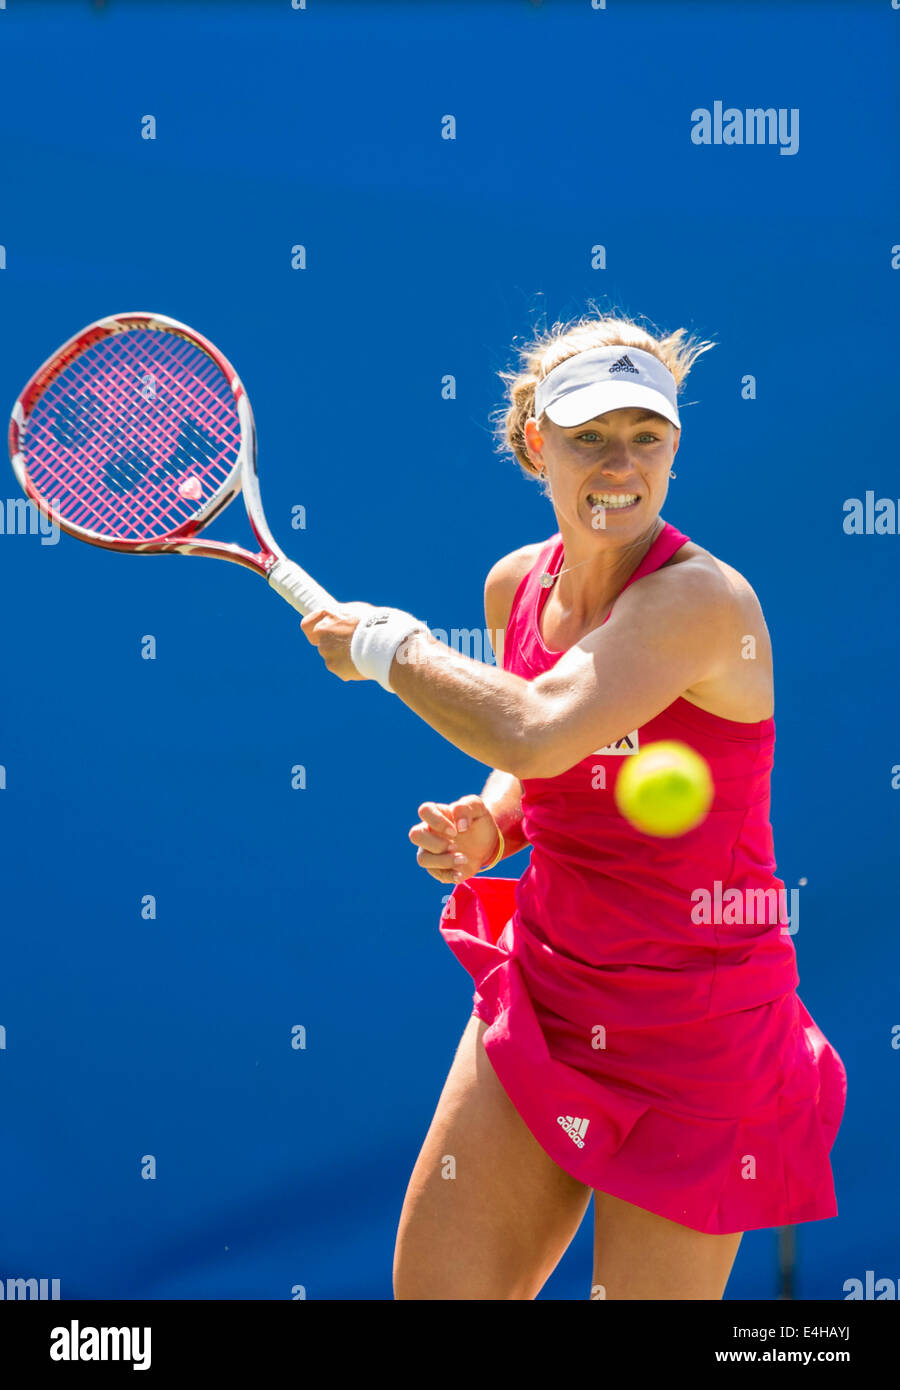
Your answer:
[0,0,897,1300]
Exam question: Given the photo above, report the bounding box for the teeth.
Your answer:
[588,493,638,509]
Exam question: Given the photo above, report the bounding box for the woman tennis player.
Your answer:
[300,311,846,1301]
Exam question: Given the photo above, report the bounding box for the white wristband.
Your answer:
[349,607,430,692]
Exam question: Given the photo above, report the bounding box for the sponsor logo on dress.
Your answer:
[592,731,639,755]
[557,1115,590,1148]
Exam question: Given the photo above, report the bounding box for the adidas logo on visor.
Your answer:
[609,354,638,374]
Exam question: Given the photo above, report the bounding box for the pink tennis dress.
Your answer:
[439,521,846,1234]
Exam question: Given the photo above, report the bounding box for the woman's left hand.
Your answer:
[299,601,374,681]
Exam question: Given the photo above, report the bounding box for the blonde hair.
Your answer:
[491,303,715,481]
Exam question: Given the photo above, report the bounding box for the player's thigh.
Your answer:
[591,1189,743,1300]
[394,1012,593,1300]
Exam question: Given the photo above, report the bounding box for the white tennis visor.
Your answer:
[534,346,681,429]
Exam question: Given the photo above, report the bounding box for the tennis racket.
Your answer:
[8,311,340,616]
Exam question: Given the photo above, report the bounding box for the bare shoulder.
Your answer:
[634,537,766,623]
[484,540,547,633]
[619,536,773,716]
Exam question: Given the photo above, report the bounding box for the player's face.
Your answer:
[525,406,679,538]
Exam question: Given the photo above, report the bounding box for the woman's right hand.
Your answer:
[409,795,502,884]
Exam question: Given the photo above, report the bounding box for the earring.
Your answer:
[669,469,677,479]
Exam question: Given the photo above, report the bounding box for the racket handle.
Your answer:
[267,557,341,617]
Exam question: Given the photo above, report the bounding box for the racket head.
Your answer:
[9,312,262,564]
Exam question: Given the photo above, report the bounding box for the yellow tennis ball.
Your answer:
[614,740,714,838]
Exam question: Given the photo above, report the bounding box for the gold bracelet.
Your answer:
[481,825,505,871]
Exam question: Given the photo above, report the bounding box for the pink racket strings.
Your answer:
[22,327,241,541]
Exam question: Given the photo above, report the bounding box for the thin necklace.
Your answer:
[539,520,664,589]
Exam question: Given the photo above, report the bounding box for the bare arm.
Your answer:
[478,767,528,862]
[406,548,533,881]
[390,557,735,779]
[475,547,533,860]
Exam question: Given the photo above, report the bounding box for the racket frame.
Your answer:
[8,311,285,578]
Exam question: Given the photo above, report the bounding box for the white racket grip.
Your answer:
[267,557,341,617]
